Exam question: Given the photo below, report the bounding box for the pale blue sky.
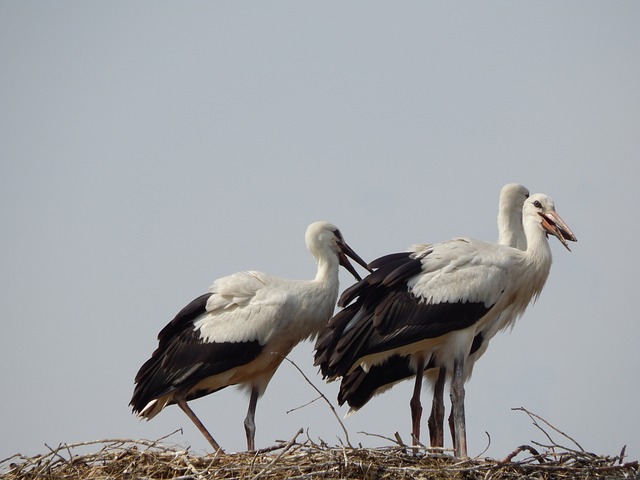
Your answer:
[2,1,639,462]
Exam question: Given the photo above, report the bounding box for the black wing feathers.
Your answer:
[338,252,423,307]
[338,357,418,409]
[316,251,422,377]
[130,293,263,413]
[469,331,484,356]
[315,250,490,380]
[157,293,211,345]
[339,332,487,411]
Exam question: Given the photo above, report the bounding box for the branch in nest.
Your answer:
[500,444,546,464]
[274,353,352,448]
[512,406,585,452]
[249,428,303,480]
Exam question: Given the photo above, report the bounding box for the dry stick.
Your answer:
[500,444,546,464]
[341,442,349,468]
[617,445,627,465]
[255,439,299,455]
[34,432,186,454]
[394,432,408,454]
[474,431,492,459]
[304,428,322,449]
[62,442,74,463]
[44,443,68,464]
[276,354,352,448]
[512,407,585,452]
[516,410,557,455]
[181,454,204,480]
[249,428,304,480]
[5,434,190,477]
[411,436,428,453]
[358,431,402,447]
[286,395,322,414]
[0,453,22,465]
[529,440,599,465]
[36,443,68,476]
[144,428,185,450]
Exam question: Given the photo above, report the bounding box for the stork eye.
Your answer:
[533,200,542,208]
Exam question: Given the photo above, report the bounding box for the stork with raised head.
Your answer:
[335,183,530,450]
[130,221,369,453]
[314,193,576,458]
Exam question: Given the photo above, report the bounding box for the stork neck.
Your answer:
[314,254,340,283]
[498,206,526,249]
[522,219,553,292]
[305,254,341,326]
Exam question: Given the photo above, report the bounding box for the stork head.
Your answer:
[498,183,530,249]
[524,194,578,251]
[306,221,371,280]
[500,183,530,207]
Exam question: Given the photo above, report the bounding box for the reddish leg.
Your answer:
[177,399,224,454]
[428,367,446,449]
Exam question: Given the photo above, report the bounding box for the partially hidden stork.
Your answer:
[335,183,530,450]
[131,221,369,453]
[314,193,577,458]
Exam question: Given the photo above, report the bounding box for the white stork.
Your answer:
[130,221,369,453]
[335,183,530,449]
[314,193,577,458]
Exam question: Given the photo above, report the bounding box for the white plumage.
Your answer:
[131,221,369,453]
[335,182,529,425]
[315,191,576,458]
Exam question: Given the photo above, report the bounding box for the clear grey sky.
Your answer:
[2,1,639,462]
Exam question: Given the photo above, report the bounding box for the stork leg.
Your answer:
[449,355,468,458]
[409,355,426,445]
[244,386,259,451]
[428,367,446,450]
[177,399,224,454]
[448,406,455,455]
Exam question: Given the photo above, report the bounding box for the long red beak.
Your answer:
[540,210,577,251]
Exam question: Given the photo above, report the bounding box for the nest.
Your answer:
[2,426,637,480]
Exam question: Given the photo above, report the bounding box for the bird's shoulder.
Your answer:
[185,271,299,345]
[153,271,290,346]
[207,270,269,304]
[207,270,299,310]
[409,237,521,305]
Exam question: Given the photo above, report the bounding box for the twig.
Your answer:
[286,395,322,414]
[249,428,303,480]
[410,436,428,455]
[530,440,594,459]
[617,444,627,465]
[394,432,407,454]
[512,407,585,452]
[474,431,491,459]
[500,444,546,464]
[182,452,205,480]
[341,442,349,468]
[358,431,401,446]
[254,439,299,455]
[304,427,321,449]
[276,354,352,448]
[44,443,68,464]
[146,428,185,449]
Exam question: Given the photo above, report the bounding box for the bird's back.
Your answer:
[316,238,523,380]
